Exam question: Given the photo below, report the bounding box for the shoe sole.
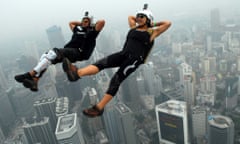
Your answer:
[23,79,38,92]
[62,58,78,81]
[62,58,71,72]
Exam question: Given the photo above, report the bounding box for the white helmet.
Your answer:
[136,10,154,27]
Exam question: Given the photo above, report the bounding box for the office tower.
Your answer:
[237,56,240,72]
[0,91,17,136]
[0,64,8,90]
[24,41,40,60]
[7,87,35,118]
[0,126,5,143]
[56,97,69,117]
[55,113,85,144]
[46,25,65,48]
[219,59,228,73]
[198,74,215,105]
[155,100,189,144]
[225,75,238,109]
[192,106,207,142]
[34,96,57,131]
[178,62,195,105]
[103,102,137,144]
[121,72,141,105]
[208,115,234,144]
[142,61,156,95]
[95,131,109,144]
[206,35,212,52]
[210,8,221,32]
[23,117,58,144]
[201,56,217,75]
[114,102,138,144]
[200,75,216,94]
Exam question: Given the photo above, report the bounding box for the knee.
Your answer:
[50,48,64,64]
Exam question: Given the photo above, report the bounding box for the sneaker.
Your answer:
[23,78,38,92]
[83,105,104,118]
[62,58,80,81]
[14,72,32,83]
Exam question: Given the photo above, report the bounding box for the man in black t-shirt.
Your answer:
[15,12,105,91]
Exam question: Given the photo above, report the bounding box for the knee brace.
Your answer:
[50,48,64,64]
[33,49,57,77]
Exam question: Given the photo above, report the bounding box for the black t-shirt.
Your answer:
[64,25,100,59]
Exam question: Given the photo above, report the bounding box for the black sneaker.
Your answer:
[14,72,32,83]
[23,79,38,92]
[62,58,80,81]
[83,105,104,118]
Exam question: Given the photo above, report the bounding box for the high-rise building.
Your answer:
[23,117,58,144]
[210,8,221,32]
[56,97,69,117]
[201,57,217,75]
[114,103,138,144]
[192,106,207,141]
[0,64,8,90]
[208,115,234,144]
[7,87,35,118]
[95,131,109,144]
[142,61,156,95]
[0,91,17,136]
[178,62,195,106]
[46,25,65,48]
[103,102,137,144]
[24,41,40,60]
[55,113,85,144]
[155,100,190,144]
[0,126,5,143]
[34,96,57,131]
[199,75,216,94]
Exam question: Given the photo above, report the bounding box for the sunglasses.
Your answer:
[82,20,89,23]
[136,14,146,19]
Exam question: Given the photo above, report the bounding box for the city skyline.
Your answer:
[1,4,240,144]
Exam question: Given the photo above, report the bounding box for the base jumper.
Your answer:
[14,12,105,91]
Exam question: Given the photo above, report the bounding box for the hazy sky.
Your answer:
[0,0,239,54]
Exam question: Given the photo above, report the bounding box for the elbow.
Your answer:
[166,21,172,28]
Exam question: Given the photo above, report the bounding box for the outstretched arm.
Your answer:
[69,21,82,31]
[150,20,171,42]
[94,19,105,31]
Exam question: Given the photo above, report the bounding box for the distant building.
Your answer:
[34,96,57,131]
[208,115,234,144]
[192,106,207,141]
[23,117,58,144]
[55,113,85,144]
[55,97,69,117]
[155,100,190,144]
[46,25,65,48]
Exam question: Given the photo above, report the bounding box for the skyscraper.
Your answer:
[46,25,65,48]
[34,96,57,131]
[210,8,221,32]
[208,115,234,144]
[0,91,16,136]
[23,117,58,144]
[55,113,85,144]
[192,106,207,142]
[103,102,137,144]
[155,100,190,144]
[178,62,195,106]
[114,102,138,144]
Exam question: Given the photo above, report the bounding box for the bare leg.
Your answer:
[77,65,100,77]
[96,94,113,110]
